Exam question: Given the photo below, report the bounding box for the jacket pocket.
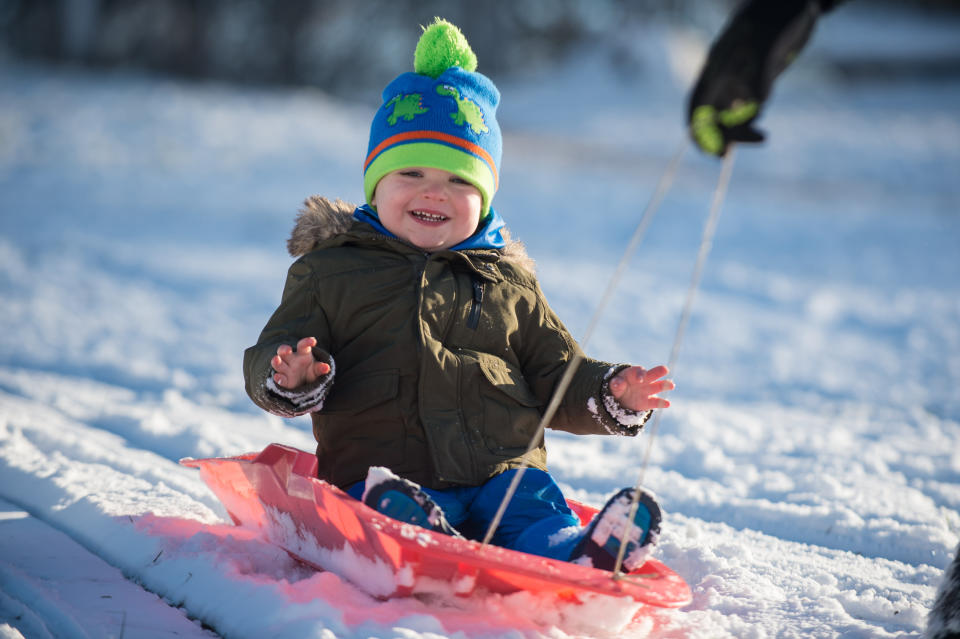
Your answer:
[471,353,543,454]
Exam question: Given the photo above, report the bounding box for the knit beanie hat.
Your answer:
[363,18,501,218]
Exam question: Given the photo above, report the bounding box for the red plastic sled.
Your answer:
[181,443,691,607]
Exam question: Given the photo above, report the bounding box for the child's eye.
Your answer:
[450,176,470,185]
[398,170,422,178]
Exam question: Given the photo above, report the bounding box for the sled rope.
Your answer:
[612,147,737,578]
[480,141,688,547]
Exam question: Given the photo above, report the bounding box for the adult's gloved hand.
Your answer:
[687,0,826,157]
[688,100,766,157]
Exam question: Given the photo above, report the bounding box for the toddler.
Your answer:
[244,18,673,572]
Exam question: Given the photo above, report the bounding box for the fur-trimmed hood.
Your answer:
[288,196,536,274]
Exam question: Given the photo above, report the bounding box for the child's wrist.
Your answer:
[265,351,335,415]
[600,365,652,434]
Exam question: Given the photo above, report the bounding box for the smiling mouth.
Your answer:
[409,210,448,223]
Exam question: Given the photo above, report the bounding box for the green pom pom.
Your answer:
[414,17,477,78]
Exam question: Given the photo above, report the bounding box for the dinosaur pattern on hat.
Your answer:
[385,93,429,125]
[436,85,489,135]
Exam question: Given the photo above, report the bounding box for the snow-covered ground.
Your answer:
[1,4,959,638]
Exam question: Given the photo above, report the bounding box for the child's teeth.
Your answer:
[413,210,446,221]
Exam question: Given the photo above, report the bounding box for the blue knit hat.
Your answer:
[363,18,501,218]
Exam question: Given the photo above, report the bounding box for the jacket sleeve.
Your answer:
[243,258,335,418]
[517,279,652,437]
[688,0,842,122]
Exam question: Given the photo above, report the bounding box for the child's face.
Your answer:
[371,167,483,252]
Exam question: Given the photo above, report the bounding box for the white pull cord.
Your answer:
[480,140,689,547]
[612,147,737,578]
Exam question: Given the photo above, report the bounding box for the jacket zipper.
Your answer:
[467,279,484,329]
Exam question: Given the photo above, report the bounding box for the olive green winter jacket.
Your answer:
[243,197,649,490]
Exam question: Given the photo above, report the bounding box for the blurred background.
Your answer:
[2,0,959,100]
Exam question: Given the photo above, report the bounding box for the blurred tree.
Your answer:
[0,0,699,92]
[0,0,956,94]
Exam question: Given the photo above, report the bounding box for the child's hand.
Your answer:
[271,337,331,389]
[608,365,675,411]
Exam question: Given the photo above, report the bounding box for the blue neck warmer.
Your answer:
[353,204,506,252]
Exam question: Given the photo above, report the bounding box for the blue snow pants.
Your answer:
[348,468,584,561]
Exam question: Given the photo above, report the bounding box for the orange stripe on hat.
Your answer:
[364,130,499,189]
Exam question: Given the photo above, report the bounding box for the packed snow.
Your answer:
[1,5,959,638]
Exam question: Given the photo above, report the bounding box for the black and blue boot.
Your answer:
[570,487,662,572]
[361,467,463,538]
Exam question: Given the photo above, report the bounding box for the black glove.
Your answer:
[688,0,825,156]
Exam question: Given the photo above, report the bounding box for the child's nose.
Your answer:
[420,178,447,199]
